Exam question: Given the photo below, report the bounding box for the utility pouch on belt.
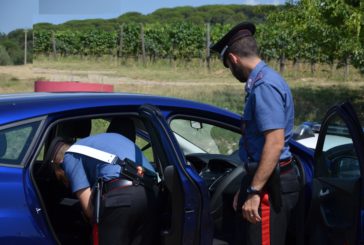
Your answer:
[120,158,157,188]
[245,162,282,212]
[92,177,103,224]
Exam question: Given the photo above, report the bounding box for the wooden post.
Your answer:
[206,23,211,71]
[24,29,28,65]
[344,56,350,81]
[279,52,285,73]
[119,24,124,60]
[140,24,146,66]
[52,31,56,57]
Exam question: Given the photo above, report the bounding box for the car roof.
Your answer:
[0,92,240,125]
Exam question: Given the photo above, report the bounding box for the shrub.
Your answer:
[0,45,13,65]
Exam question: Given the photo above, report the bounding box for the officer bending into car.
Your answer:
[49,132,159,245]
[211,22,301,245]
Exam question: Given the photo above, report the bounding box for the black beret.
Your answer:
[210,22,256,67]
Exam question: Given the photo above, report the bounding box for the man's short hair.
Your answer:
[227,35,259,59]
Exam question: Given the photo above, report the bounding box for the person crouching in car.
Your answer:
[49,132,159,245]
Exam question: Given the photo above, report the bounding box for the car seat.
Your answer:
[106,116,136,142]
[57,118,92,142]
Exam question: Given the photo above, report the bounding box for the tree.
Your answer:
[0,39,23,65]
[0,45,12,65]
[0,32,6,40]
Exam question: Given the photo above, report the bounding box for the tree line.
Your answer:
[1,4,275,66]
[0,29,33,65]
[1,2,363,76]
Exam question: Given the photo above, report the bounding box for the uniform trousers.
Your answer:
[98,184,158,245]
[235,168,300,245]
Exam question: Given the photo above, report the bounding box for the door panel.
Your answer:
[138,104,212,245]
[309,102,364,245]
[313,178,360,229]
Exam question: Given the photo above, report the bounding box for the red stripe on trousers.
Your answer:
[261,192,270,245]
[93,224,99,245]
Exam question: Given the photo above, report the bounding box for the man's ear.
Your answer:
[227,52,240,65]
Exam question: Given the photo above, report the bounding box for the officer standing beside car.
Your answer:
[210,22,301,245]
[49,132,158,245]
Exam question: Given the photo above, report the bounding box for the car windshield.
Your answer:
[170,118,240,155]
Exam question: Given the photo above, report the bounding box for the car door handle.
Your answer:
[319,188,331,198]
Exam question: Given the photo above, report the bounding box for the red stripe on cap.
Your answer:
[261,192,270,245]
[93,224,99,245]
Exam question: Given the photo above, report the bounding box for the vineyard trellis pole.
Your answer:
[52,31,56,58]
[24,29,27,65]
[140,24,146,66]
[119,24,124,62]
[206,22,211,71]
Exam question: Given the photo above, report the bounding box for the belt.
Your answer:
[279,158,294,173]
[102,178,133,194]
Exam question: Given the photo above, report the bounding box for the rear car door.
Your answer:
[138,105,213,245]
[0,118,55,244]
[308,102,364,245]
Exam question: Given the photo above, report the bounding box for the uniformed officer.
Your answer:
[49,132,158,245]
[211,22,301,245]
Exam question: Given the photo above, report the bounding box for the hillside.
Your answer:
[34,4,282,31]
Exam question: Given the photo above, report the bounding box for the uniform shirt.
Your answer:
[239,61,294,163]
[63,133,155,193]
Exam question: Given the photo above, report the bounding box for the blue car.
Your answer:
[0,93,363,245]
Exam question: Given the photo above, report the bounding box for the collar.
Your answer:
[245,60,267,93]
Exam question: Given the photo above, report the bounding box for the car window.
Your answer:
[318,114,359,179]
[170,118,240,155]
[91,118,109,135]
[135,136,153,162]
[0,121,41,165]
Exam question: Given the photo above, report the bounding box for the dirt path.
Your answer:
[0,65,37,80]
[0,65,241,87]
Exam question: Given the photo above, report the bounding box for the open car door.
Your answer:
[138,104,212,245]
[307,102,364,245]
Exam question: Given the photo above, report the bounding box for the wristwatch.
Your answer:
[246,186,261,195]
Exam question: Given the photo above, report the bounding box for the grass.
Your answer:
[0,73,34,93]
[2,56,364,126]
[33,55,235,83]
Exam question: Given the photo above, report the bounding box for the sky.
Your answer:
[0,0,286,34]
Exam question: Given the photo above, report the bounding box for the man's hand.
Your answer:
[242,194,261,224]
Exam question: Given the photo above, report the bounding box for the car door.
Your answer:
[138,104,213,245]
[307,102,364,245]
[0,118,56,244]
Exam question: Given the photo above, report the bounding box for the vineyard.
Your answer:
[1,1,363,126]
[31,0,364,77]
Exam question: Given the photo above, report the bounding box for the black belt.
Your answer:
[279,157,294,173]
[102,178,133,194]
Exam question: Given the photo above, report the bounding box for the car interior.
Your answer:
[34,118,94,244]
[32,114,188,244]
[169,117,246,243]
[31,114,248,244]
